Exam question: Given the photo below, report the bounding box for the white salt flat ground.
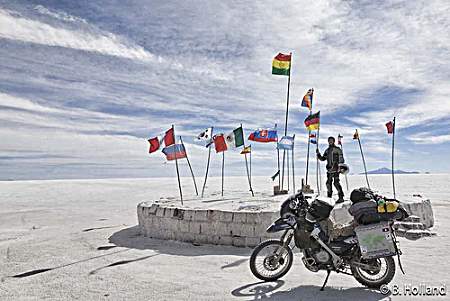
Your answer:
[0,175,449,300]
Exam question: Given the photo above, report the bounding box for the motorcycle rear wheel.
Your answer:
[351,256,396,288]
[249,239,293,281]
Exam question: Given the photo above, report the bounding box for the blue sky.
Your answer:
[0,0,449,180]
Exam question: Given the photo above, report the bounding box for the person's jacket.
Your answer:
[318,145,344,173]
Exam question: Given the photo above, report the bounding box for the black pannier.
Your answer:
[348,200,409,225]
[308,198,333,221]
[350,187,375,204]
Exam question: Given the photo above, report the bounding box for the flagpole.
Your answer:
[179,136,198,196]
[339,134,349,191]
[391,117,396,199]
[356,130,371,189]
[316,127,320,195]
[249,144,252,184]
[292,134,296,192]
[221,151,225,197]
[276,124,281,189]
[287,148,290,191]
[172,125,183,205]
[201,127,214,198]
[244,150,254,197]
[281,52,292,191]
[305,110,312,186]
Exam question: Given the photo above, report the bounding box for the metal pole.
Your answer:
[276,124,281,189]
[392,117,396,199]
[249,144,252,183]
[281,53,292,191]
[287,148,290,191]
[305,110,312,185]
[316,127,320,195]
[357,135,371,190]
[292,134,296,193]
[221,151,225,197]
[201,127,213,198]
[179,136,198,196]
[339,136,349,191]
[172,125,183,205]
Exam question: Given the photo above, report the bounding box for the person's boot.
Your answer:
[335,194,344,204]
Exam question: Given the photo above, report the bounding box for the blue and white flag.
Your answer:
[277,135,294,150]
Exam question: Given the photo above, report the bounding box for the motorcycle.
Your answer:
[249,191,405,290]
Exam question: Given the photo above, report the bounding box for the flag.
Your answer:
[353,130,359,140]
[225,126,244,148]
[272,53,291,76]
[304,111,320,131]
[213,134,227,153]
[271,170,280,181]
[338,134,343,145]
[301,88,313,110]
[148,137,160,154]
[386,121,394,134]
[197,128,213,141]
[163,128,175,146]
[309,133,317,144]
[162,144,186,161]
[277,135,294,150]
[240,145,251,154]
[248,129,278,142]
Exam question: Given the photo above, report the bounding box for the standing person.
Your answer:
[316,136,345,203]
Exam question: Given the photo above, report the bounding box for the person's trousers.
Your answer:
[326,172,344,199]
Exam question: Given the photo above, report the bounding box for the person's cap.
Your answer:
[328,136,335,142]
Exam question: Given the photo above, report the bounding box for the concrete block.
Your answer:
[194,234,210,245]
[240,224,255,237]
[148,203,158,215]
[179,220,190,233]
[219,211,234,223]
[217,235,233,245]
[229,223,243,237]
[180,232,195,243]
[194,210,208,222]
[199,221,217,236]
[164,207,175,218]
[233,212,247,223]
[183,210,195,221]
[189,221,202,234]
[156,207,166,217]
[245,237,261,247]
[215,222,232,236]
[232,236,246,247]
[207,210,219,221]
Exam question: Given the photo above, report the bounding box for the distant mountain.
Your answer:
[363,167,420,175]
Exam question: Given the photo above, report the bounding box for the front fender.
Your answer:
[266,217,296,233]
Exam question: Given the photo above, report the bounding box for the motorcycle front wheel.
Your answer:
[351,256,396,288]
[249,239,293,281]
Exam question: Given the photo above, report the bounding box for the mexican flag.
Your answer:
[225,126,244,148]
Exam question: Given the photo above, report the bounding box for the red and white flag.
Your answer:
[148,137,161,154]
[163,128,175,146]
[213,134,227,153]
[386,121,394,134]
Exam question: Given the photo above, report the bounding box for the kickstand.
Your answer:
[320,269,331,291]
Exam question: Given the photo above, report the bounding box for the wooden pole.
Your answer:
[292,134,296,193]
[392,117,396,199]
[179,136,198,196]
[221,151,225,197]
[201,127,214,198]
[356,132,371,189]
[244,151,254,196]
[172,125,183,205]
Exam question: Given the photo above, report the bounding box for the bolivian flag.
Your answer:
[272,53,291,76]
[304,111,320,131]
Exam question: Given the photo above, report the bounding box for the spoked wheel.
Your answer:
[351,256,396,288]
[249,239,293,281]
